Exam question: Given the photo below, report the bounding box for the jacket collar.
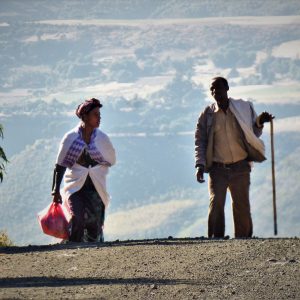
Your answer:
[208,98,233,113]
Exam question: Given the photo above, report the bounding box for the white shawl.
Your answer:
[56,123,116,208]
[229,98,265,156]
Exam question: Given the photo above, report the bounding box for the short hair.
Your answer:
[212,77,229,90]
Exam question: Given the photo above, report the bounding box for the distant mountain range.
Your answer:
[0,1,300,245]
[1,0,300,21]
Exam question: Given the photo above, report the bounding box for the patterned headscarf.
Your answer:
[76,98,102,119]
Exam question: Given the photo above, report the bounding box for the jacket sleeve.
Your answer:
[250,102,263,138]
[195,109,208,168]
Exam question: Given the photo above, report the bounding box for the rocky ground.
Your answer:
[0,238,299,299]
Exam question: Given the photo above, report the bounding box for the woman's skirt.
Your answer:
[67,175,105,242]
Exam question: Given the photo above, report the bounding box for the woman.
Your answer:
[51,98,116,242]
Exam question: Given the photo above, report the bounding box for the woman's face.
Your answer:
[83,107,101,128]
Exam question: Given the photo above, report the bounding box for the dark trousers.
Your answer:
[208,160,253,238]
[67,182,105,243]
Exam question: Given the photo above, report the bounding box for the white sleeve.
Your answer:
[96,131,116,166]
[55,132,77,167]
[102,135,116,166]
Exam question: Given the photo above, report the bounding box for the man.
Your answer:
[195,77,274,238]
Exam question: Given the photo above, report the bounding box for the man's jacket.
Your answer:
[195,98,266,173]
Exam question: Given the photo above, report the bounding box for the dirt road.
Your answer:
[0,238,299,299]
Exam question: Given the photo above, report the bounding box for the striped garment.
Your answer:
[61,127,107,168]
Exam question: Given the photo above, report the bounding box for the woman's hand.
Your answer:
[52,192,62,204]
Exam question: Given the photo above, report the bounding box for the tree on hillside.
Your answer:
[0,124,9,182]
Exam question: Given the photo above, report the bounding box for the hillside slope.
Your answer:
[0,238,299,299]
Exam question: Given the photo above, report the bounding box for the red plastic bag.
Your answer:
[37,202,72,239]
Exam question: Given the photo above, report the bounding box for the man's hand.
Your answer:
[52,192,62,204]
[258,111,275,125]
[196,165,205,183]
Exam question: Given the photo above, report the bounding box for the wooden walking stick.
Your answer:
[270,118,278,235]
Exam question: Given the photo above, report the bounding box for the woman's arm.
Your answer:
[51,164,66,203]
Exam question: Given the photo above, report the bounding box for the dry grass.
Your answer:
[0,230,14,247]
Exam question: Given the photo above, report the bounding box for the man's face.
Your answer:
[210,79,228,104]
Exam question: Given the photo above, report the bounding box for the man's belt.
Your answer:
[212,160,247,169]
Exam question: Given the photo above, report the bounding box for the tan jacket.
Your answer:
[195,98,266,173]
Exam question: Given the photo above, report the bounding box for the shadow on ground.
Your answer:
[0,276,207,288]
[0,236,292,254]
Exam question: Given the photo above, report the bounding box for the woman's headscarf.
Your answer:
[76,98,102,119]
